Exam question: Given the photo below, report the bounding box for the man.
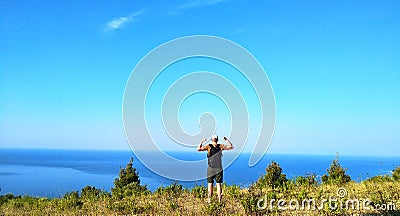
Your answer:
[197,134,234,202]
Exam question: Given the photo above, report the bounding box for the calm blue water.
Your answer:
[0,148,399,198]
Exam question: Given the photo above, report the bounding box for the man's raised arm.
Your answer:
[223,137,234,150]
[197,138,207,151]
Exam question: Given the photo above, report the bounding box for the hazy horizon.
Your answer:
[2,147,400,158]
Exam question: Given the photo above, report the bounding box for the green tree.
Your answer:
[321,153,351,185]
[257,161,287,189]
[111,157,148,199]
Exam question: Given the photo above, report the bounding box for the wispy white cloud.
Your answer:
[104,10,146,33]
[177,0,227,10]
[233,28,245,34]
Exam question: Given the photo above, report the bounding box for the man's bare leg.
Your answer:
[208,183,213,203]
[216,183,222,202]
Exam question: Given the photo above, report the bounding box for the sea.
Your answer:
[0,148,399,198]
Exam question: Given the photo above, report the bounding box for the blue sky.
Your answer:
[0,0,399,156]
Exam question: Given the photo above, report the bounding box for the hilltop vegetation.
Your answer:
[1,156,399,215]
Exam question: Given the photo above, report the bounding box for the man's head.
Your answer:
[211,134,218,142]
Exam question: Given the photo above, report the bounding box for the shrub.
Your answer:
[257,161,287,189]
[321,154,351,185]
[281,179,295,193]
[202,198,225,216]
[168,199,180,211]
[156,182,183,198]
[0,194,15,206]
[393,166,400,181]
[191,184,207,199]
[365,175,392,183]
[81,186,101,201]
[61,191,82,209]
[155,182,182,212]
[240,191,260,215]
[295,174,318,187]
[224,184,241,199]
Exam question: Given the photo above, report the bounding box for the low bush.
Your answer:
[295,174,318,187]
[393,166,400,181]
[224,184,241,199]
[59,191,82,209]
[240,190,261,215]
[0,193,15,206]
[202,198,225,216]
[191,184,207,199]
[365,175,392,183]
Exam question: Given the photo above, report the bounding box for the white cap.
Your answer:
[212,134,218,140]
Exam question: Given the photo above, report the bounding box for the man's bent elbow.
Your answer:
[225,146,234,150]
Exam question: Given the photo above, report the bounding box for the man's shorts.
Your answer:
[207,167,223,183]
